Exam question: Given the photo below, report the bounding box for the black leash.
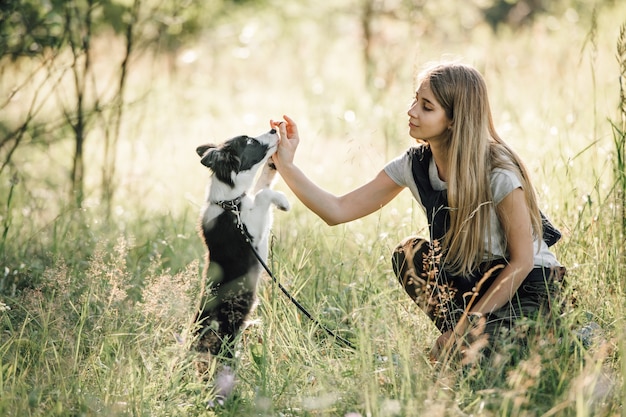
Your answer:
[218,197,355,350]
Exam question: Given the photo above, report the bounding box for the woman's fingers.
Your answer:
[283,114,298,138]
[271,115,298,141]
[270,119,284,129]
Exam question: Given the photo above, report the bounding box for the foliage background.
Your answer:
[1,0,625,415]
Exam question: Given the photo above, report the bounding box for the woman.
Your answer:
[270,62,565,362]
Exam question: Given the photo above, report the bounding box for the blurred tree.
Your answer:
[480,0,545,32]
[357,0,425,97]
[100,0,141,219]
[0,0,63,59]
[0,0,141,208]
[0,0,257,212]
[476,0,617,32]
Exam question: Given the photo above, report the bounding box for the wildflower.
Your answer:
[138,260,196,325]
[0,301,10,312]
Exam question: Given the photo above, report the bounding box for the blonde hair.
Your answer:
[417,62,543,275]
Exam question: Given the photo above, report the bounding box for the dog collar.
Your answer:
[214,193,245,212]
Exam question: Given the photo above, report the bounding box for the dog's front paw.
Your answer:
[274,193,290,212]
[263,158,278,172]
[255,161,277,190]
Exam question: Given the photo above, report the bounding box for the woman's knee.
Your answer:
[391,236,431,292]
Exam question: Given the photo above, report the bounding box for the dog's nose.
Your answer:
[269,128,277,134]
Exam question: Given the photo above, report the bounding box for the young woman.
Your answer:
[270,62,565,361]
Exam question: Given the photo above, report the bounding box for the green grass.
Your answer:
[2,1,626,416]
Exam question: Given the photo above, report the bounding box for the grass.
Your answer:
[1,1,626,415]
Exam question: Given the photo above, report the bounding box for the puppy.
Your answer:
[192,128,289,403]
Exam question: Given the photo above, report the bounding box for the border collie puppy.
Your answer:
[192,128,289,403]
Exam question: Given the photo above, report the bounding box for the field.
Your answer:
[1,1,626,416]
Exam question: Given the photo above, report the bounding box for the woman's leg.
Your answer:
[478,266,567,339]
[392,237,566,348]
[391,236,460,332]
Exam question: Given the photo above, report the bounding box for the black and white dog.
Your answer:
[192,128,289,401]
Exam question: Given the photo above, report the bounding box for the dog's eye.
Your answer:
[246,138,258,145]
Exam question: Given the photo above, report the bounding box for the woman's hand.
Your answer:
[270,115,300,171]
[429,330,455,362]
[267,114,403,225]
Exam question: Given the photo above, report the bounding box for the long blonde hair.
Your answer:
[418,62,543,275]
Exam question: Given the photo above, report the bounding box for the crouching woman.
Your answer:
[271,62,566,363]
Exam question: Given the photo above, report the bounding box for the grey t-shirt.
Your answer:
[384,149,560,268]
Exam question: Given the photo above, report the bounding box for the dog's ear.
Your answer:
[196,144,216,158]
[200,147,241,187]
[200,147,241,170]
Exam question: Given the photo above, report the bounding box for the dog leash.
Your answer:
[219,198,356,350]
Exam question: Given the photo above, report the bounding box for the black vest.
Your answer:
[409,146,561,248]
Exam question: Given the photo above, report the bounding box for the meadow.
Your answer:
[1,1,626,415]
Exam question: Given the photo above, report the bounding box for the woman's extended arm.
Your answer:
[271,115,403,225]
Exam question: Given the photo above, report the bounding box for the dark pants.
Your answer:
[391,237,566,340]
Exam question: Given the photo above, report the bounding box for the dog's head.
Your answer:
[196,129,279,187]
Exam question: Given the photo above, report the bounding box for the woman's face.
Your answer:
[407,80,452,144]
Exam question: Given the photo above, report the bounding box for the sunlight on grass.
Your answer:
[2,1,626,416]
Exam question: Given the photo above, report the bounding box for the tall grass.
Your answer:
[610,23,626,243]
[2,2,626,416]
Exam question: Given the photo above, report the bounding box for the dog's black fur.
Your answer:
[192,129,289,397]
